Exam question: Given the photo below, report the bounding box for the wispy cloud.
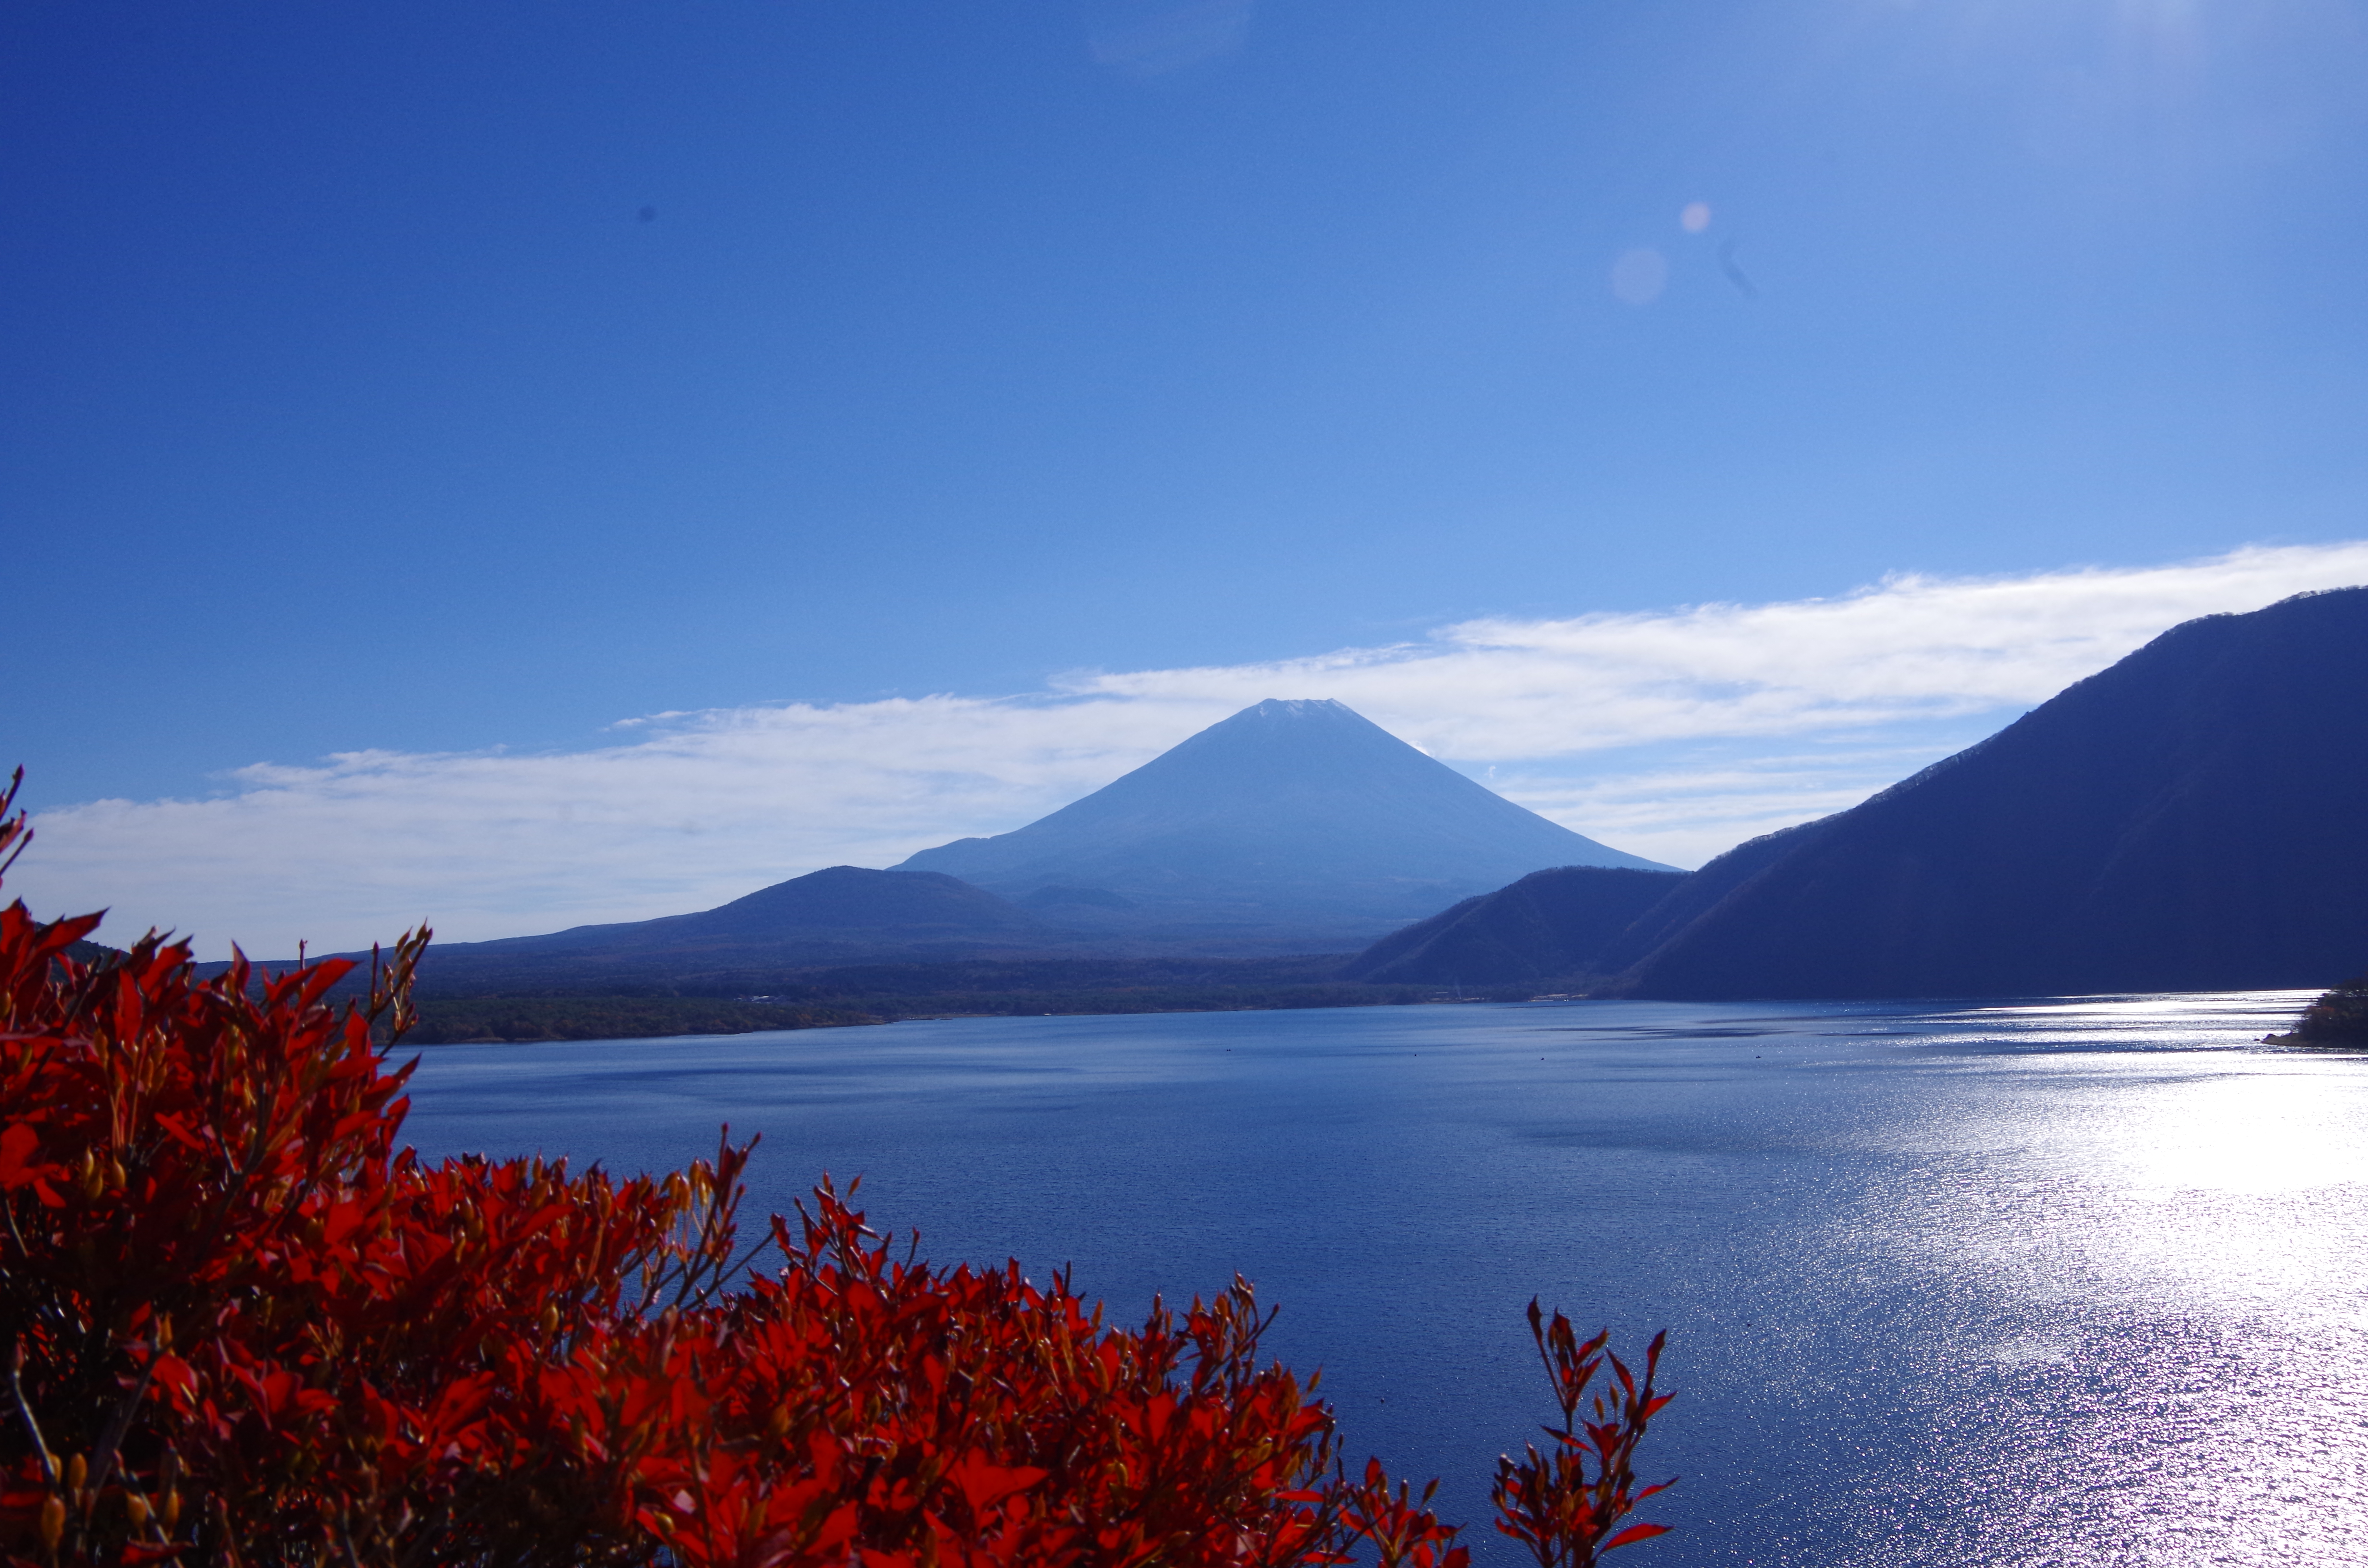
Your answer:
[1085,0,1256,74]
[14,542,2368,957]
[1067,542,2368,755]
[1482,739,1976,871]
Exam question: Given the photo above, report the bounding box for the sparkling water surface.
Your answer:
[399,993,2368,1567]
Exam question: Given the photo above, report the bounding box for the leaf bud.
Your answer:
[38,1495,64,1553]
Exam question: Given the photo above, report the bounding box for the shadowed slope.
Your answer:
[407,866,1059,989]
[1586,819,1839,979]
[1617,587,2368,999]
[1343,866,1686,985]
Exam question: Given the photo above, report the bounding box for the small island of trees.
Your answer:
[2268,969,2368,1046]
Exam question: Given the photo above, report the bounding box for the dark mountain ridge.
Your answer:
[404,866,1062,991]
[1586,819,1835,979]
[451,866,1044,953]
[1341,866,1685,985]
[1609,587,2368,998]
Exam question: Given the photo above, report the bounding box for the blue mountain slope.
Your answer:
[446,866,1048,955]
[896,699,1670,941]
[1615,586,2368,998]
[385,865,1064,989]
[1342,865,1687,985]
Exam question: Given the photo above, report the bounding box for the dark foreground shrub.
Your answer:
[0,775,1670,1567]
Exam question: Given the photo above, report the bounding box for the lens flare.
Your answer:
[1610,247,1668,305]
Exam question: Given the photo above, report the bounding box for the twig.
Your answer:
[86,1345,159,1499]
[8,1339,59,1485]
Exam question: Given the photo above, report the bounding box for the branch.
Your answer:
[8,1339,58,1486]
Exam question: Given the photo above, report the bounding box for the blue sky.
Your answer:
[7,1,2368,950]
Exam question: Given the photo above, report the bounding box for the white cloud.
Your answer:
[12,542,2367,957]
[1481,741,1980,871]
[1067,541,2368,756]
[1086,0,1255,73]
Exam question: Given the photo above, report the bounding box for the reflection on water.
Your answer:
[401,991,2368,1567]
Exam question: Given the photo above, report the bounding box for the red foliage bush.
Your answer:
[0,773,1671,1567]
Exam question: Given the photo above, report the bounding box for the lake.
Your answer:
[399,992,2368,1567]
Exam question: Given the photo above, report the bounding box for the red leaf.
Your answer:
[0,1121,51,1190]
[1603,1522,1673,1550]
[947,1457,1047,1517]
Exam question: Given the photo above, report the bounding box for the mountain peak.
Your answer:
[1231,697,1360,723]
[894,698,1670,943]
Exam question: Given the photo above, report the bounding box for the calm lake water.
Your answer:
[400,992,2368,1567]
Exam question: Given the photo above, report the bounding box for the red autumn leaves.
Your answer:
[0,772,1672,1567]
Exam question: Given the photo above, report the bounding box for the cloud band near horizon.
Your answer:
[15,541,2368,958]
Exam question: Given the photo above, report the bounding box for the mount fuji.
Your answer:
[896,698,1670,949]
